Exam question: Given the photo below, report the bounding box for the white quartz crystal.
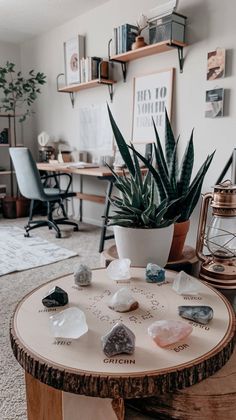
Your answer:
[172,270,201,295]
[106,258,131,281]
[49,307,88,339]
[108,287,139,312]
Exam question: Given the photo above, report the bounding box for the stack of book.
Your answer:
[113,23,139,55]
[80,57,109,83]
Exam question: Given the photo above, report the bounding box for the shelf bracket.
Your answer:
[56,73,75,108]
[168,43,184,73]
[108,38,127,82]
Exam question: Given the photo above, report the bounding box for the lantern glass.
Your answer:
[206,216,236,259]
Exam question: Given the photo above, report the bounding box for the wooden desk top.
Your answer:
[37,162,146,178]
[10,268,235,399]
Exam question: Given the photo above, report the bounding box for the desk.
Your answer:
[10,268,235,420]
[37,163,128,252]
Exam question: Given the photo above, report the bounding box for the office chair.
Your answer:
[9,147,79,238]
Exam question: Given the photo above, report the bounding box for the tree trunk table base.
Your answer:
[10,268,235,419]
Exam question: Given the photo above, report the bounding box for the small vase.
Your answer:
[131,36,147,50]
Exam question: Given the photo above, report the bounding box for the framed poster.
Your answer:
[205,88,224,118]
[64,36,85,85]
[207,48,226,80]
[132,68,174,143]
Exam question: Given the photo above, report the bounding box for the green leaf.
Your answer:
[178,130,194,196]
[107,105,135,177]
[165,108,176,167]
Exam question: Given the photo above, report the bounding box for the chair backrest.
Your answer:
[9,147,46,201]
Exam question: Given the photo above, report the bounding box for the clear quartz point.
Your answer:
[106,258,131,281]
[172,271,201,295]
[49,307,88,339]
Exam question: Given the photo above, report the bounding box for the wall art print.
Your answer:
[207,48,226,81]
[205,88,224,118]
[132,68,174,143]
[64,35,85,85]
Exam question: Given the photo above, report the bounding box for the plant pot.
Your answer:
[114,224,174,267]
[2,196,17,218]
[16,197,30,218]
[168,220,190,262]
[131,36,147,50]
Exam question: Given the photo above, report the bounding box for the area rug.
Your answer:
[0,226,77,276]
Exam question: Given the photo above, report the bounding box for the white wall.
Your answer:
[20,0,236,244]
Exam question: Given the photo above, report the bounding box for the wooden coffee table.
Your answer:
[10,268,235,420]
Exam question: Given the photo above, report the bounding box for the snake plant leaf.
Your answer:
[153,144,174,198]
[132,148,143,191]
[152,117,169,177]
[107,105,135,177]
[177,130,194,196]
[108,220,135,227]
[129,145,168,201]
[165,108,176,167]
[168,137,179,198]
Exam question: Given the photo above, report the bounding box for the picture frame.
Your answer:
[207,48,226,81]
[132,68,174,143]
[205,88,224,118]
[64,36,85,85]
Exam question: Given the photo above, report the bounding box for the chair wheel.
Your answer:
[24,232,30,237]
[56,233,62,238]
[73,226,79,232]
[49,226,52,230]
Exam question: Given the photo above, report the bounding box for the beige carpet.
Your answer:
[0,217,152,420]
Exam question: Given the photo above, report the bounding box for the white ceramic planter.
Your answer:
[114,224,174,267]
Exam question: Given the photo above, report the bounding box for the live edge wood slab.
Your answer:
[10,268,235,420]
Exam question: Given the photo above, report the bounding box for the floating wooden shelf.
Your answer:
[0,170,15,175]
[57,75,116,107]
[0,144,9,147]
[109,39,187,80]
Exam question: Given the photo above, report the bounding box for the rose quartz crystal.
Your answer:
[148,320,193,347]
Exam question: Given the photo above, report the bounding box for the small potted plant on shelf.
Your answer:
[132,14,148,50]
[107,106,182,267]
[107,106,215,263]
[0,61,46,218]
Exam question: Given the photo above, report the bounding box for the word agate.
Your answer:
[178,305,214,325]
[148,320,193,348]
[74,264,92,287]
[101,322,135,357]
[146,263,165,283]
[49,307,88,339]
[108,287,139,313]
[42,286,68,308]
[172,271,201,295]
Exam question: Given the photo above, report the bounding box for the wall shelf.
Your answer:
[0,171,15,175]
[56,74,116,107]
[109,39,187,81]
[0,144,9,147]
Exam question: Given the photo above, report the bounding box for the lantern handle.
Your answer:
[196,192,213,262]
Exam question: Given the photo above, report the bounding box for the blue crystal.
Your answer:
[178,305,214,325]
[146,263,165,283]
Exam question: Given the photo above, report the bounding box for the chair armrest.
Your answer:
[41,173,73,194]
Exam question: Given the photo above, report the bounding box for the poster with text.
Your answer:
[132,69,174,143]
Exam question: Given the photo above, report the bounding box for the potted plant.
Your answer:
[107,106,182,267]
[129,110,215,261]
[0,61,46,218]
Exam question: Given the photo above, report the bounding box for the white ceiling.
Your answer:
[0,0,109,44]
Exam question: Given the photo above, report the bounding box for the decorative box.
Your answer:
[149,12,187,45]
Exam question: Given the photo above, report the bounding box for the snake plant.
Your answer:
[107,106,181,228]
[107,105,215,224]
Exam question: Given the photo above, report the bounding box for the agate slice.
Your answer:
[178,305,214,325]
[148,320,193,348]
[101,322,135,357]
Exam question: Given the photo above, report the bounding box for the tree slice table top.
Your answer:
[10,268,235,399]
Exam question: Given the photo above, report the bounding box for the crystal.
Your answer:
[108,287,139,312]
[42,286,68,307]
[178,305,214,325]
[74,264,92,287]
[101,322,135,357]
[172,271,201,295]
[106,258,131,281]
[148,320,193,348]
[49,307,88,339]
[146,263,165,283]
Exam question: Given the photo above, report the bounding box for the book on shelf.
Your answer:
[79,57,109,82]
[113,23,138,54]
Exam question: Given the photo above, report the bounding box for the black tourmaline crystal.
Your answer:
[101,322,135,357]
[178,305,214,325]
[42,286,68,308]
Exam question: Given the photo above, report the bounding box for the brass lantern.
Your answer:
[196,180,236,289]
